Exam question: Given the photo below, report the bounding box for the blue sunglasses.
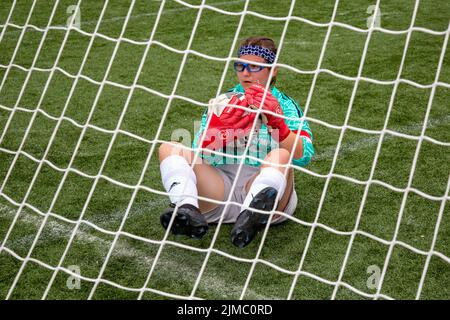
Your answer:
[233,61,266,73]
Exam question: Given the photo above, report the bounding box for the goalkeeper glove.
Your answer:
[218,95,251,127]
[201,96,256,150]
[245,84,291,142]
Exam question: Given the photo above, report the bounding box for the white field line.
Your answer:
[313,114,450,162]
[0,110,447,166]
[78,0,252,25]
[0,203,274,300]
[0,0,252,37]
[85,198,168,227]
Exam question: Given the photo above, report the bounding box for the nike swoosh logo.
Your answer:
[169,182,180,192]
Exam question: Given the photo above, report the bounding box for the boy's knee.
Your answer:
[267,148,291,164]
[159,141,182,161]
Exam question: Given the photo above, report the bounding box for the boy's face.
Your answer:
[236,55,278,89]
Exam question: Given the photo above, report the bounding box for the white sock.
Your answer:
[241,166,287,212]
[160,155,199,208]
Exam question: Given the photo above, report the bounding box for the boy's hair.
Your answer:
[239,37,278,86]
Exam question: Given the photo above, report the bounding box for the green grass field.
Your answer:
[0,0,449,300]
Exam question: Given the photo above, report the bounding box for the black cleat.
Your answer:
[160,203,208,239]
[231,187,278,248]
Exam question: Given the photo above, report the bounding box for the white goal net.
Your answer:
[0,0,449,300]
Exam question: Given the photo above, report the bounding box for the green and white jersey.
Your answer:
[192,84,315,168]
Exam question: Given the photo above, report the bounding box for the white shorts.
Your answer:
[202,164,298,224]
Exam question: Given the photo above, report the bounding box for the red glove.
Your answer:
[245,84,290,142]
[218,95,250,127]
[201,96,256,150]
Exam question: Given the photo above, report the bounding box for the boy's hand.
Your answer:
[219,95,250,127]
[244,84,290,142]
[201,103,256,150]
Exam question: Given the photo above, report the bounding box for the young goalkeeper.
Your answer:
[158,37,314,248]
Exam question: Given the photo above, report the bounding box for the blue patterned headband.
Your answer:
[238,45,276,64]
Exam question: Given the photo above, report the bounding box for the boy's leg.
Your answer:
[231,148,293,247]
[244,149,294,221]
[159,141,225,213]
[159,141,228,238]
